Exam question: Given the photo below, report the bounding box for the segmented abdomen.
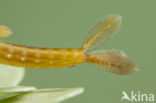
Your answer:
[0,41,85,68]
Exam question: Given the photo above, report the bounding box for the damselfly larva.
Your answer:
[0,15,136,75]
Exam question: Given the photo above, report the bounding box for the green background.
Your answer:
[0,0,155,103]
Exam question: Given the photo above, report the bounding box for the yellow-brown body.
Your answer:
[0,41,85,68]
[0,15,136,75]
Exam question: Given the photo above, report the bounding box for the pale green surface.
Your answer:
[0,86,36,100]
[0,64,25,87]
[0,87,84,103]
[0,0,155,103]
[0,66,83,103]
[0,86,36,96]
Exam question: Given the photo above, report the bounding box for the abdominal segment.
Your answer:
[0,41,85,68]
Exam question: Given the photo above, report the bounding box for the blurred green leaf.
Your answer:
[0,86,36,98]
[0,87,84,103]
[0,64,84,103]
[0,64,25,87]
